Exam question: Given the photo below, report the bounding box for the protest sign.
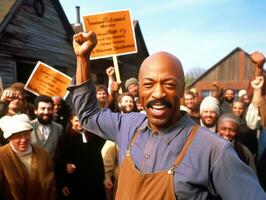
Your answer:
[25,61,72,99]
[83,9,137,59]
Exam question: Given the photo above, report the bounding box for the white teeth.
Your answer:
[152,105,166,109]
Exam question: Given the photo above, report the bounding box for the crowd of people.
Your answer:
[0,30,266,199]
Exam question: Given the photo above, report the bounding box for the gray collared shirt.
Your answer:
[69,79,266,200]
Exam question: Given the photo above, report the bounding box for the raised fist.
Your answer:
[0,89,23,102]
[73,31,97,57]
[250,51,265,68]
[106,66,115,77]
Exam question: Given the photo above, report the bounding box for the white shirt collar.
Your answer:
[9,143,32,157]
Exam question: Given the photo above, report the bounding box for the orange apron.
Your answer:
[115,124,199,200]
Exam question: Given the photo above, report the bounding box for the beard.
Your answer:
[202,118,217,128]
[37,115,53,125]
[98,98,108,108]
[225,97,234,103]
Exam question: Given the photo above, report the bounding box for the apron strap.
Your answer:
[169,124,199,173]
[129,128,142,151]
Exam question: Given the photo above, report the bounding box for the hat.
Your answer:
[238,89,247,98]
[200,96,220,116]
[125,78,138,90]
[0,114,33,139]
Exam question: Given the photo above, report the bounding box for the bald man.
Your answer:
[217,113,257,173]
[69,32,266,199]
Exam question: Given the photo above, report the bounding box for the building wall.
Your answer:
[189,49,256,96]
[0,0,76,87]
[0,53,16,86]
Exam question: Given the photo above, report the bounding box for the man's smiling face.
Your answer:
[139,52,184,131]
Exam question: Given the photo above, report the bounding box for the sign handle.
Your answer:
[113,55,123,93]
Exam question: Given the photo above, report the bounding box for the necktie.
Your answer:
[42,126,50,140]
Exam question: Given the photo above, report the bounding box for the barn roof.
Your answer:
[187,47,251,88]
[0,0,21,33]
[0,0,74,42]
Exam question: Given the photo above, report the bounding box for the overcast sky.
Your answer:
[59,0,266,73]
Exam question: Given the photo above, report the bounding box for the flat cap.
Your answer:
[125,78,138,90]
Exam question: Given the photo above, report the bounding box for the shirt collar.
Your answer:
[9,143,32,157]
[139,111,193,135]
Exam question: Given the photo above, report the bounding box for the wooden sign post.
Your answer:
[112,55,123,93]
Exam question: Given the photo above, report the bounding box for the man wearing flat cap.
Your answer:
[0,114,55,200]
[124,77,139,101]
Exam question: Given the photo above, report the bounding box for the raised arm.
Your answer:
[73,31,97,84]
[211,81,223,101]
[251,76,266,128]
[251,76,264,105]
[71,32,135,142]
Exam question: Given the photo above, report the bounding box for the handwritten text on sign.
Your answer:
[25,61,72,99]
[83,10,137,59]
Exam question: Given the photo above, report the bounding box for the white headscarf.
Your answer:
[200,96,220,116]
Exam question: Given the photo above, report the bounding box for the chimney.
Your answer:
[76,6,80,24]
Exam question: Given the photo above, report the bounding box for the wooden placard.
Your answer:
[24,61,72,99]
[83,9,137,59]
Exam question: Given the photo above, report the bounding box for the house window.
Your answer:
[202,90,211,97]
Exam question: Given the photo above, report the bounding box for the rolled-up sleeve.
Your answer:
[68,79,120,141]
[68,78,146,144]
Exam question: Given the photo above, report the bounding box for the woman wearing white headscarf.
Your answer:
[0,114,55,200]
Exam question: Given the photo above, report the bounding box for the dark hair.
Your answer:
[96,84,108,95]
[34,95,54,110]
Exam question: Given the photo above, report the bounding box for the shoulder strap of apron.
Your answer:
[128,128,142,151]
[169,124,200,174]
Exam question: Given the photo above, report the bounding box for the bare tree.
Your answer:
[185,67,206,88]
